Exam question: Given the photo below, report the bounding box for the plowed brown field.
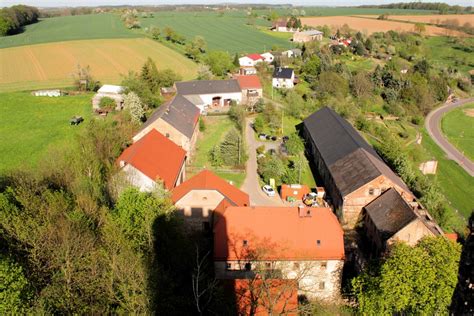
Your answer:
[301,16,469,37]
[357,14,474,26]
[0,38,198,92]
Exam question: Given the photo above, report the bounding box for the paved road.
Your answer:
[425,98,474,177]
[241,118,285,206]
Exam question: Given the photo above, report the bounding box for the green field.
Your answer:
[254,7,437,17]
[0,92,93,173]
[425,37,474,75]
[188,116,245,187]
[139,11,294,53]
[441,103,474,161]
[0,14,140,49]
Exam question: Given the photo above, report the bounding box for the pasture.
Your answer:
[301,16,468,37]
[0,14,140,49]
[139,11,294,54]
[0,92,93,173]
[441,103,474,161]
[424,37,474,75]
[0,38,198,92]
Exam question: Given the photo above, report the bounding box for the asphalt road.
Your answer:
[425,98,474,177]
[241,118,285,206]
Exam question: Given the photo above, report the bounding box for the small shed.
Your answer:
[92,84,125,112]
[32,89,62,97]
[293,30,323,43]
[280,184,310,202]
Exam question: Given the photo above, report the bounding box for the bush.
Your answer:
[199,117,206,132]
[99,97,116,111]
[411,116,423,125]
[457,78,472,92]
[256,145,265,155]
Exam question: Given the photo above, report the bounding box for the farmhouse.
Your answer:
[301,106,415,228]
[132,95,200,152]
[92,84,124,111]
[117,129,186,191]
[171,170,249,233]
[272,67,295,89]
[239,54,264,67]
[280,184,310,202]
[282,48,302,58]
[175,79,242,111]
[239,67,257,76]
[364,188,442,257]
[214,206,345,300]
[293,30,323,43]
[271,18,296,32]
[236,75,263,105]
[260,52,274,63]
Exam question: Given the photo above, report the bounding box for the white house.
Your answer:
[272,67,295,89]
[282,48,302,58]
[239,67,257,75]
[175,80,242,112]
[239,54,264,67]
[260,52,274,63]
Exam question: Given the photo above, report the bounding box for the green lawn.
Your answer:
[0,92,93,173]
[188,116,245,187]
[441,103,474,161]
[425,37,474,75]
[139,11,293,54]
[0,14,140,49]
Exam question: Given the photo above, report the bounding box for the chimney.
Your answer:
[298,205,311,217]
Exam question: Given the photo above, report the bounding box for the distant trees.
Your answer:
[73,64,100,91]
[204,51,235,77]
[0,5,39,36]
[414,22,426,35]
[352,237,461,315]
[185,36,207,60]
[286,16,302,29]
[121,9,141,29]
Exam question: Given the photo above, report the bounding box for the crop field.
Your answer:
[139,11,294,53]
[0,92,93,173]
[255,7,437,17]
[441,103,474,161]
[301,16,468,36]
[0,38,198,92]
[358,14,474,26]
[0,14,140,49]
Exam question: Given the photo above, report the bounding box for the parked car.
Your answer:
[70,116,84,125]
[271,136,277,141]
[259,133,267,140]
[266,135,272,140]
[262,185,276,197]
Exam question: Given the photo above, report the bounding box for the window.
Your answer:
[202,196,208,201]
[319,282,325,290]
[226,263,232,270]
[265,262,271,269]
[245,263,252,271]
[317,240,321,246]
[321,262,327,269]
[243,240,248,247]
[165,133,170,138]
[368,188,375,195]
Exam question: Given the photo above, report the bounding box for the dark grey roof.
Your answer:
[303,106,409,196]
[139,95,200,139]
[364,188,417,241]
[175,80,241,95]
[273,67,294,79]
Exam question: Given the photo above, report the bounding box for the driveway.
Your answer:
[241,118,285,206]
[425,98,474,177]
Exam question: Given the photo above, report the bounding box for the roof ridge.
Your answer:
[359,148,383,177]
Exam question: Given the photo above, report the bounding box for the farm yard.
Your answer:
[138,11,294,54]
[0,13,139,49]
[0,92,93,173]
[0,38,198,92]
[301,16,470,36]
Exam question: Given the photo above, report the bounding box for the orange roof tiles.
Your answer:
[236,75,262,90]
[172,170,249,206]
[117,129,186,190]
[280,184,310,201]
[214,206,344,261]
[247,54,263,61]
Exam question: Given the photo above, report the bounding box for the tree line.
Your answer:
[0,5,39,36]
[359,2,472,14]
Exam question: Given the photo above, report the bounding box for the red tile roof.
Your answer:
[445,233,458,242]
[117,129,186,190]
[247,54,263,61]
[214,206,344,261]
[236,75,262,90]
[171,170,249,206]
[280,184,310,201]
[225,279,298,316]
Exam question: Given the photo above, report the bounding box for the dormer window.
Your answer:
[317,240,321,246]
[368,188,375,195]
[243,240,248,247]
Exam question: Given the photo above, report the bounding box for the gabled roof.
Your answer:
[303,106,409,196]
[214,206,344,261]
[364,188,417,241]
[175,79,241,95]
[172,170,249,207]
[273,67,294,79]
[117,129,186,190]
[236,75,262,90]
[298,30,323,36]
[247,53,263,61]
[138,95,200,139]
[272,18,288,28]
[98,84,124,94]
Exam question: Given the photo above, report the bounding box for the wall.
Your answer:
[215,259,344,301]
[389,218,435,247]
[272,78,294,89]
[122,164,157,192]
[241,88,263,105]
[198,92,242,107]
[175,190,225,231]
[239,57,256,67]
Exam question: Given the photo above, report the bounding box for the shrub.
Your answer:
[99,97,116,111]
[199,117,206,132]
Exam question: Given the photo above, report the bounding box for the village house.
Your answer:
[272,67,295,89]
[239,67,257,76]
[260,52,274,63]
[239,54,264,67]
[171,170,249,233]
[117,129,186,191]
[236,75,263,106]
[175,79,242,111]
[214,206,345,301]
[363,188,442,257]
[280,184,310,203]
[92,84,124,111]
[293,30,323,43]
[282,48,302,58]
[132,95,200,153]
[301,106,415,228]
[271,18,296,32]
